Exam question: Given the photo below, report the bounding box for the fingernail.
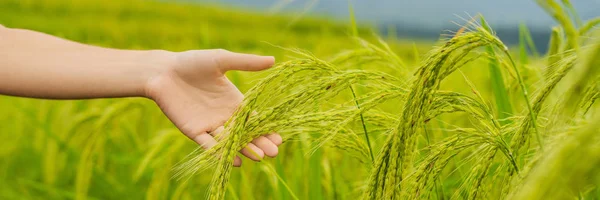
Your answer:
[263,56,275,62]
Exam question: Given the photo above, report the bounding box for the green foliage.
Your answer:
[480,17,513,124]
[1,0,599,200]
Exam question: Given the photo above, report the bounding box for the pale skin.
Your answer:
[0,24,281,167]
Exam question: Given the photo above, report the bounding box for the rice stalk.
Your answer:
[579,17,600,36]
[519,23,540,58]
[162,6,600,200]
[173,50,404,199]
[561,0,583,27]
[546,27,563,75]
[510,116,600,199]
[536,0,579,50]
[364,23,502,199]
[510,54,576,154]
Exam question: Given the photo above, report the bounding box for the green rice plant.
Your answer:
[173,55,402,199]
[509,54,576,154]
[579,17,600,36]
[536,0,579,50]
[546,27,563,71]
[412,43,421,63]
[348,1,358,38]
[561,32,600,117]
[501,30,600,200]
[509,116,600,199]
[318,128,372,166]
[3,0,600,199]
[480,17,513,124]
[576,77,599,117]
[492,48,577,200]
[331,37,409,76]
[263,162,300,200]
[173,14,597,199]
[518,23,540,60]
[363,23,512,200]
[134,129,183,181]
[448,71,515,199]
[561,0,583,27]
[74,100,146,200]
[345,0,375,163]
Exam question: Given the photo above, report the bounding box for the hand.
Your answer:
[145,49,282,167]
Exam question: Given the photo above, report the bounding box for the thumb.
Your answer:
[213,49,275,73]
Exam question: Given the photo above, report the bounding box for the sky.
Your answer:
[194,0,600,30]
[183,0,600,50]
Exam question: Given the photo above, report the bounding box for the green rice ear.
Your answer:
[579,17,600,36]
[547,26,564,73]
[510,115,600,200]
[536,0,579,50]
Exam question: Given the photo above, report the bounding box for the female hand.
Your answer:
[0,26,279,166]
[145,49,283,167]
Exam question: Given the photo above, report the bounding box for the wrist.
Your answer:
[140,49,177,99]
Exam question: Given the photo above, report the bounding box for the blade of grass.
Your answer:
[346,0,374,162]
[239,166,256,200]
[561,0,583,27]
[547,27,563,67]
[502,48,544,150]
[275,156,287,200]
[309,148,323,200]
[264,162,300,200]
[480,17,514,124]
[227,183,240,200]
[579,17,600,35]
[481,15,542,149]
[350,86,375,162]
[537,0,579,50]
[518,24,531,82]
[348,0,358,37]
[412,42,421,63]
[244,146,299,200]
[519,23,540,58]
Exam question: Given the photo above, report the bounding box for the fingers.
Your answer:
[233,156,242,167]
[265,133,283,146]
[209,126,265,162]
[240,143,265,161]
[206,126,242,167]
[203,125,283,164]
[252,136,279,157]
[193,133,243,167]
[213,49,275,73]
[209,126,226,140]
[193,133,218,149]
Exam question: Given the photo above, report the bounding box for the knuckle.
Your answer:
[211,49,229,70]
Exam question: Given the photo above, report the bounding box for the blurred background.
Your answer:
[197,0,600,51]
[0,0,599,199]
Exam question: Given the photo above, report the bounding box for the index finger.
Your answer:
[213,49,275,73]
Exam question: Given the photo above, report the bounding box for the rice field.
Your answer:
[0,0,599,199]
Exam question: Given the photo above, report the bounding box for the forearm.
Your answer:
[0,25,174,99]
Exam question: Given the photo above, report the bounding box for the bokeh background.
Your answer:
[0,0,598,199]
